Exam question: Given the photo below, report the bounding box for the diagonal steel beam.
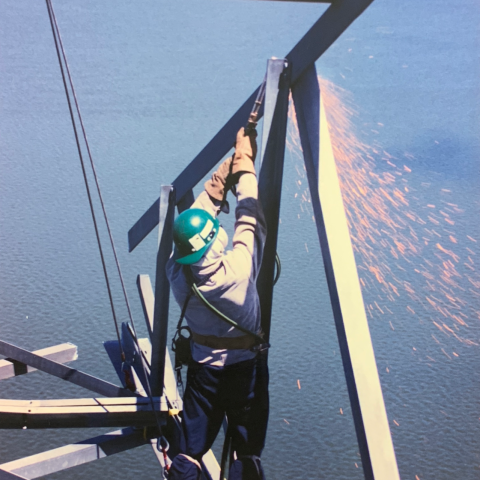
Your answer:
[0,428,153,479]
[0,340,134,398]
[128,0,374,252]
[292,64,399,480]
[0,343,77,381]
[150,185,176,396]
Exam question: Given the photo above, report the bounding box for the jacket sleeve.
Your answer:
[190,190,221,217]
[227,172,267,280]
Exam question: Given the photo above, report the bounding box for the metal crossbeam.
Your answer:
[292,64,399,480]
[0,340,133,398]
[0,343,77,381]
[0,397,166,429]
[0,428,153,479]
[128,0,374,252]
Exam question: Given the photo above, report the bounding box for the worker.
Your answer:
[166,126,268,480]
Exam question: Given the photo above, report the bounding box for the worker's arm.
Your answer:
[229,172,266,279]
[192,124,257,217]
[227,128,266,279]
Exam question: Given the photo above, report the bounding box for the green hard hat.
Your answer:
[173,208,220,265]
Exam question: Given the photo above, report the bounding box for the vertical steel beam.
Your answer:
[150,185,176,396]
[257,59,291,342]
[292,65,399,480]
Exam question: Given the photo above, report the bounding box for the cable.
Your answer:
[191,283,266,344]
[45,0,130,360]
[45,0,167,455]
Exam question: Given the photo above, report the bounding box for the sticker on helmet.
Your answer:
[188,233,206,252]
[200,219,214,239]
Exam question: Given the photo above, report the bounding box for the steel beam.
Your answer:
[0,428,153,479]
[0,470,28,480]
[136,273,182,411]
[136,274,221,476]
[0,396,166,429]
[127,0,374,253]
[150,185,176,396]
[0,343,77,381]
[177,189,195,213]
[137,274,155,338]
[0,340,133,398]
[257,59,291,342]
[286,0,374,85]
[128,92,260,252]
[292,64,399,480]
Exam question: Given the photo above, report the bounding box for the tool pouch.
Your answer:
[172,326,192,368]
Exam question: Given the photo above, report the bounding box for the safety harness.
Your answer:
[171,262,269,391]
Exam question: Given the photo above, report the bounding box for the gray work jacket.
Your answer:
[166,173,267,366]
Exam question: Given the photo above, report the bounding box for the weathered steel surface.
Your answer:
[0,343,77,380]
[150,186,176,396]
[0,428,152,479]
[127,0,373,252]
[292,64,399,480]
[0,397,167,429]
[257,59,290,342]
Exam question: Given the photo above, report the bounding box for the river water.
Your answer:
[0,1,478,479]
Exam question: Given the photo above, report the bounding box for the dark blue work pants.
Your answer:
[169,353,269,480]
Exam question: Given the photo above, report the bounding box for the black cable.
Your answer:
[45,0,124,360]
[45,0,166,446]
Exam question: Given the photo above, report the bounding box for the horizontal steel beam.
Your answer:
[0,340,134,398]
[0,396,167,429]
[127,0,373,252]
[0,428,153,479]
[0,343,77,381]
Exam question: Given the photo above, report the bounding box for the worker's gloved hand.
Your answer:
[204,156,233,202]
[231,127,257,177]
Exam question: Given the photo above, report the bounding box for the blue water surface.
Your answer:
[0,1,478,479]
